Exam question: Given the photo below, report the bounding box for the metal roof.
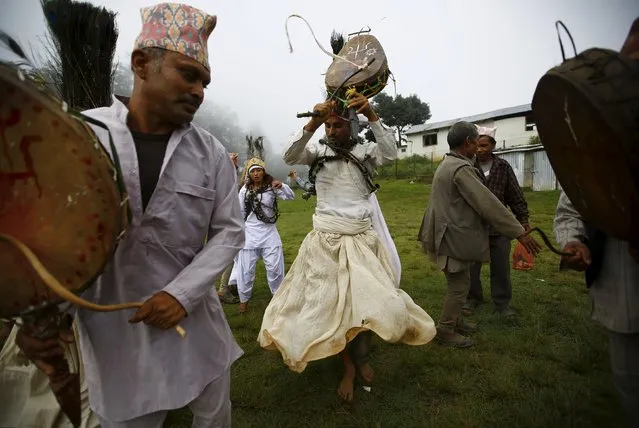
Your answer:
[493,143,544,154]
[406,103,532,135]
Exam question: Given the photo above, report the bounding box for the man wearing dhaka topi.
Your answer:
[16,3,245,427]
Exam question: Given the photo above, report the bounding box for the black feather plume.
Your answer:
[330,30,344,55]
[40,0,119,110]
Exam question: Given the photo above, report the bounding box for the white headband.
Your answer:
[476,125,497,138]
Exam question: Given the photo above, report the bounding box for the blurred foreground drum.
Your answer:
[0,62,129,319]
[532,47,639,246]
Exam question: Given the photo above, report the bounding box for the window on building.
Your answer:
[525,114,536,131]
[400,147,406,153]
[422,133,437,147]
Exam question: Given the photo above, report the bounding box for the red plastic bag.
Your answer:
[512,241,535,271]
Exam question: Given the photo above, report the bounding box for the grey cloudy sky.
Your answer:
[2,0,637,152]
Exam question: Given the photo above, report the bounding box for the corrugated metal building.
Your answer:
[402,103,538,159]
[494,144,558,191]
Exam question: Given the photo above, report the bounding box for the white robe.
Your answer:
[238,184,295,249]
[369,192,402,287]
[258,121,436,372]
[288,175,401,287]
[0,324,99,428]
[231,184,295,301]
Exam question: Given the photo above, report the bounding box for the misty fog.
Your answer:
[113,63,306,181]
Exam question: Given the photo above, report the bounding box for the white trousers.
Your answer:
[233,247,285,303]
[97,369,231,428]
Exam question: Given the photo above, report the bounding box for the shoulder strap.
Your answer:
[71,111,131,223]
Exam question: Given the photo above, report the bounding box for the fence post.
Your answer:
[395,127,401,180]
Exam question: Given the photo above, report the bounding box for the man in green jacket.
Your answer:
[418,121,541,347]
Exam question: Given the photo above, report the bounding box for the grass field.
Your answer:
[165,180,621,428]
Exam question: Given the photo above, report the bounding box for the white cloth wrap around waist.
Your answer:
[258,213,436,373]
[312,214,372,235]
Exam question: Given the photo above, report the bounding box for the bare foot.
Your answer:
[337,363,356,401]
[357,362,375,384]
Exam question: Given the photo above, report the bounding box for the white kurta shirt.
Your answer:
[238,184,295,249]
[75,97,245,422]
[283,121,397,219]
[554,190,639,333]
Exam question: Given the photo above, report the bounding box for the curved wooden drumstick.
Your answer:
[0,233,186,338]
[524,227,574,257]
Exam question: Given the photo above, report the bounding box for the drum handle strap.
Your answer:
[555,20,578,62]
[285,14,373,71]
[69,112,132,223]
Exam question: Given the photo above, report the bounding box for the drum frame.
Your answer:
[532,47,639,245]
[0,63,130,319]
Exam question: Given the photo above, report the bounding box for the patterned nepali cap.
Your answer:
[133,2,217,70]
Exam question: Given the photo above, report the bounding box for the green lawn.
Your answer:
[165,180,621,428]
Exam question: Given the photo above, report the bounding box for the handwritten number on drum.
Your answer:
[347,42,377,62]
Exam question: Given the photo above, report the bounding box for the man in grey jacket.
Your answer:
[418,121,541,347]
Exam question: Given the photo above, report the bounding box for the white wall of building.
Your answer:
[400,127,449,160]
[399,115,538,160]
[491,116,538,150]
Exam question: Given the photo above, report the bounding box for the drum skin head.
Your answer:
[532,48,639,244]
[325,34,388,98]
[0,65,125,318]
